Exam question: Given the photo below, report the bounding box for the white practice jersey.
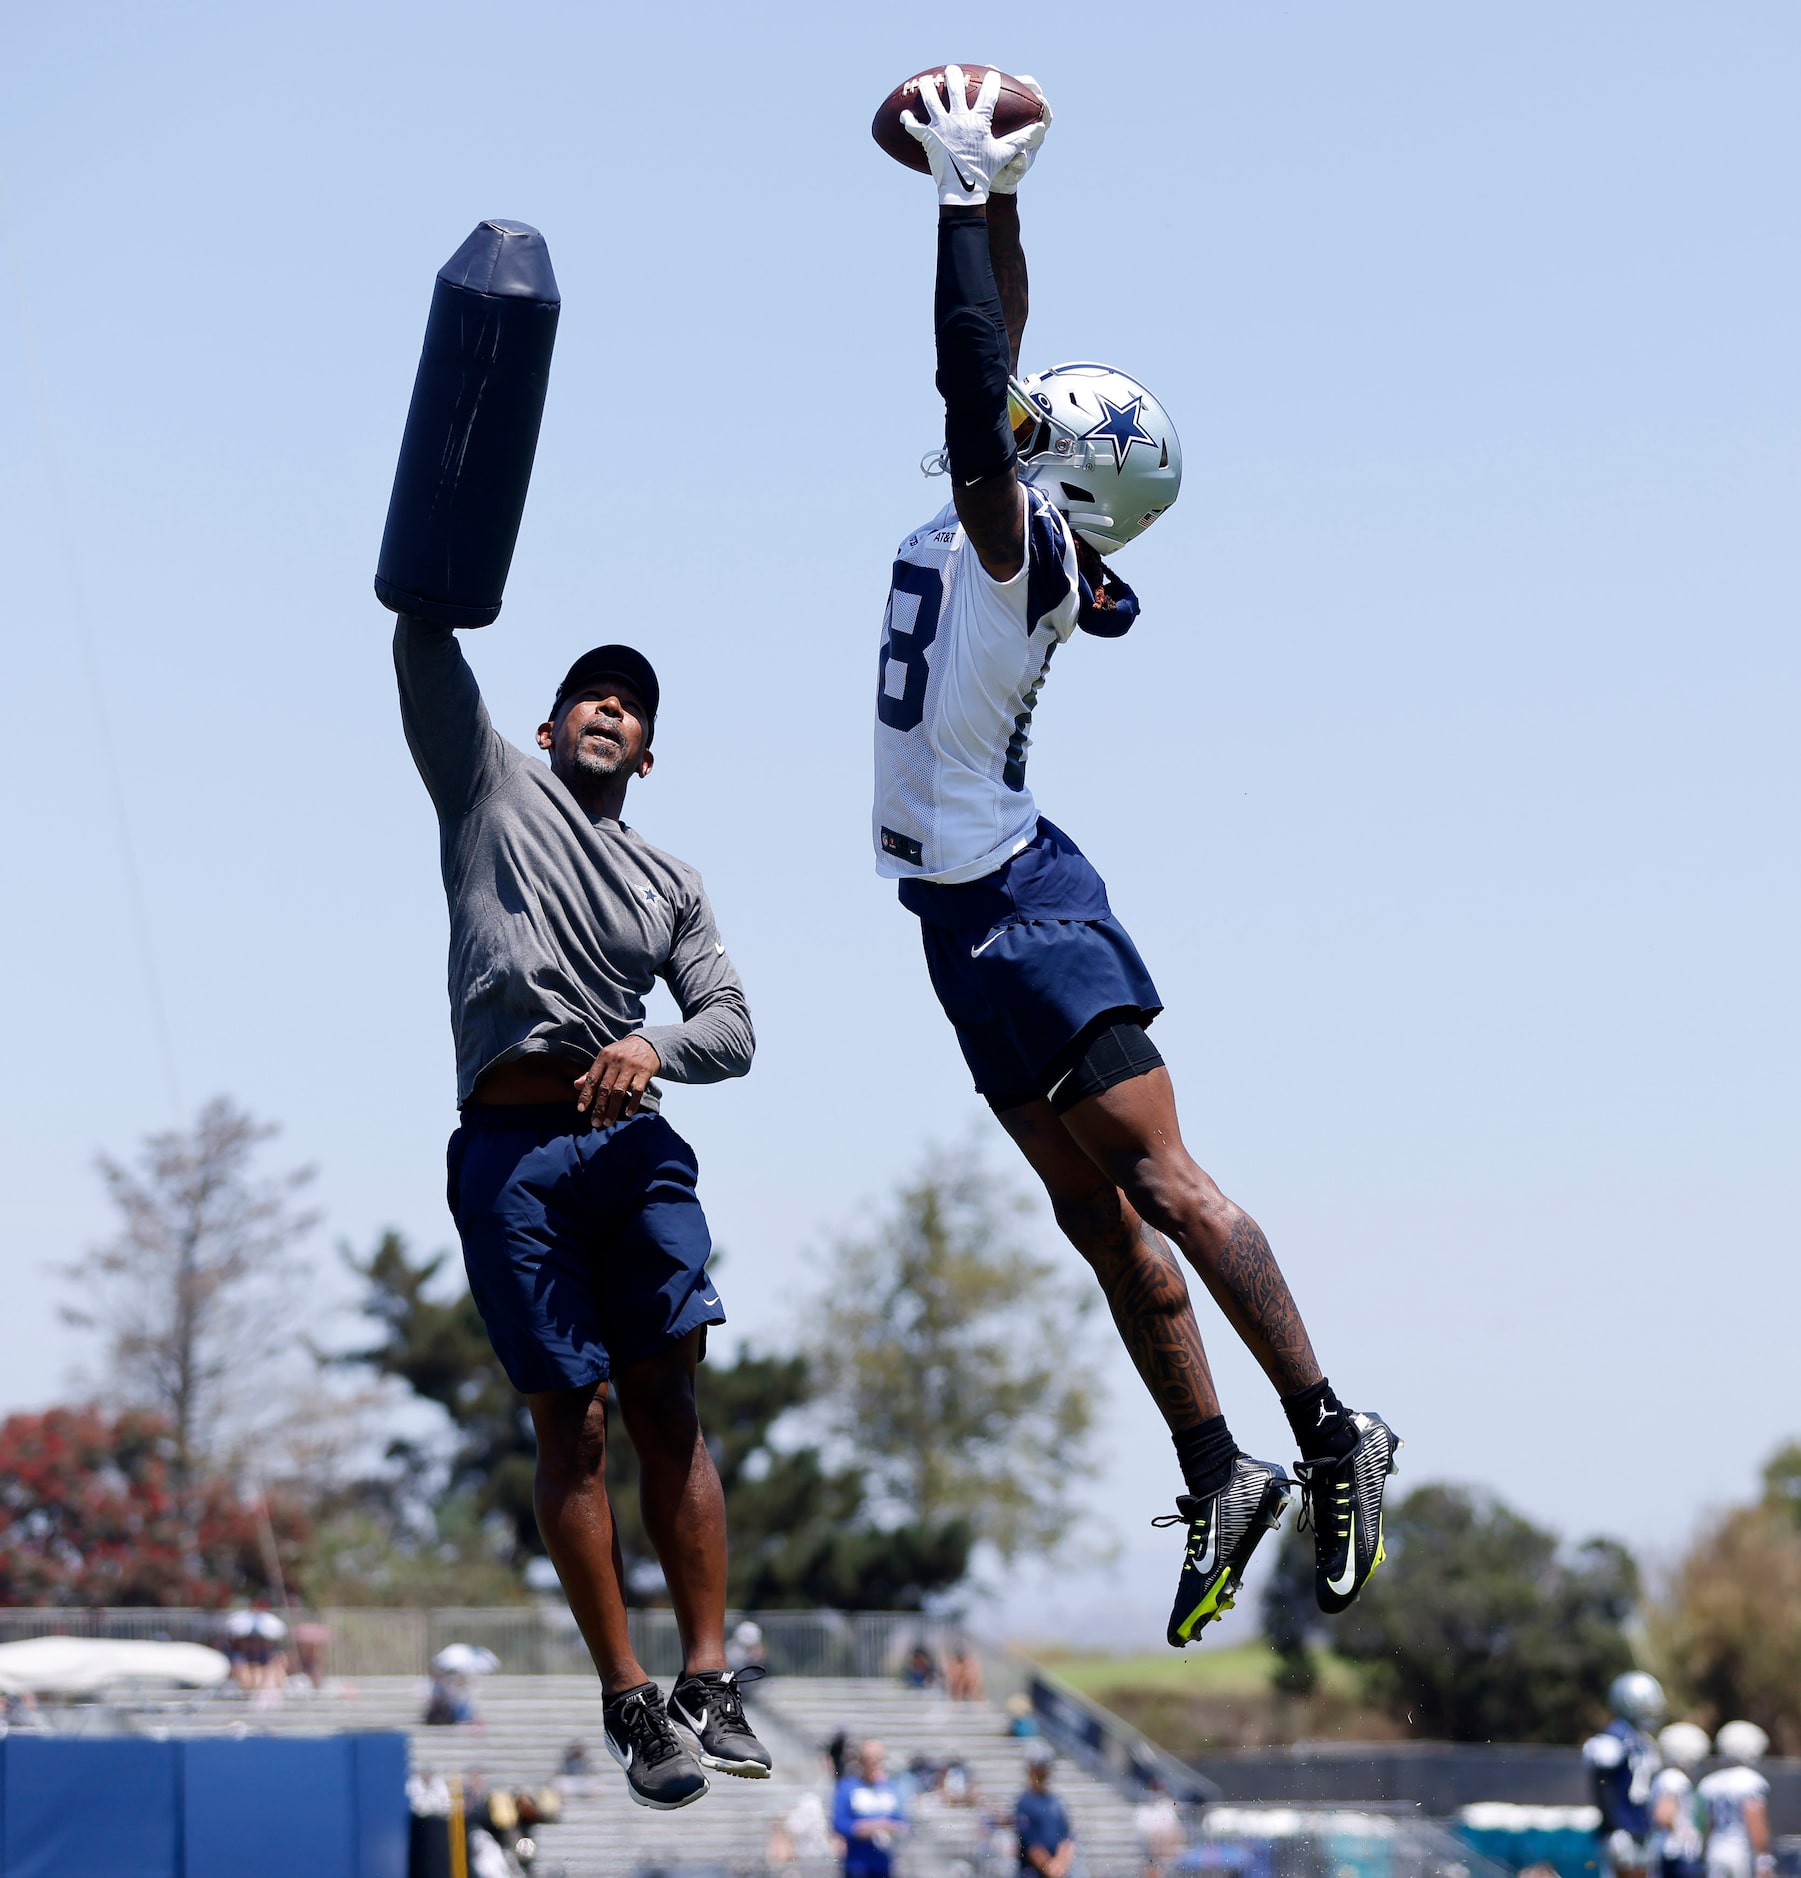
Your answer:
[1697,1767,1769,1857]
[872,483,1082,883]
[1652,1768,1703,1866]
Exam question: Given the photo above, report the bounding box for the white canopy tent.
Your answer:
[0,1636,231,1698]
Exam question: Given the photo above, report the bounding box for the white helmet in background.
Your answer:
[1609,1672,1667,1728]
[1658,1722,1711,1771]
[1009,363,1182,555]
[1714,1721,1769,1766]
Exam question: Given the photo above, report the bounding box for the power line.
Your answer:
[0,174,185,1124]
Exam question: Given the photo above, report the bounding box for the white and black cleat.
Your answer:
[602,1681,710,1809]
[1156,1453,1292,1647]
[670,1665,773,1778]
[1295,1410,1402,1615]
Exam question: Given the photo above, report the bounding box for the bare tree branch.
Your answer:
[64,1095,319,1486]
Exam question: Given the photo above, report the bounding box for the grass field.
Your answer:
[1036,1642,1364,1702]
[1036,1642,1280,1698]
[1026,1644,1394,1757]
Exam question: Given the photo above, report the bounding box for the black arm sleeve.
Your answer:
[935,208,1017,485]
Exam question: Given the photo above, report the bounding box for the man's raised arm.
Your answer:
[903,68,1050,581]
[392,614,517,822]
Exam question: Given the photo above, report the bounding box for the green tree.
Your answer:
[338,1229,539,1557]
[338,1233,972,1609]
[1335,1482,1637,1742]
[605,1347,970,1609]
[1759,1440,1801,1528]
[1648,1440,1801,1755]
[812,1147,1099,1562]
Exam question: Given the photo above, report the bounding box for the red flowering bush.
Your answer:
[0,1405,309,1607]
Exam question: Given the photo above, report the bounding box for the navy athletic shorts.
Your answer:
[446,1104,725,1394]
[917,915,1163,1108]
[902,818,1163,1108]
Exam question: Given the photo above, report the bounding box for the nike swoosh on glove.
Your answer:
[901,65,1048,208]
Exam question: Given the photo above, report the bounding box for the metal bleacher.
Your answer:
[136,1669,1149,1876]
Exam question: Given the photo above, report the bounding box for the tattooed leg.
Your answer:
[993,1098,1220,1428]
[1059,1066,1324,1398]
[1051,1184,1221,1427]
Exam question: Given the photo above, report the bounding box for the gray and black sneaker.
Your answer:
[669,1665,773,1778]
[602,1682,709,1810]
[1295,1410,1402,1614]
[1155,1454,1293,1647]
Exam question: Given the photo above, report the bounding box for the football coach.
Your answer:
[381,218,769,1812]
[395,626,772,1806]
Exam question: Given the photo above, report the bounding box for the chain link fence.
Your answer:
[0,1605,966,1681]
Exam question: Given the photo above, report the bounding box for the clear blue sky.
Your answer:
[2,1,1796,1643]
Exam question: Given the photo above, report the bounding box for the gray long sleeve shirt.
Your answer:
[394,617,754,1108]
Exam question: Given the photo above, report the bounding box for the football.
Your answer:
[871,65,1046,175]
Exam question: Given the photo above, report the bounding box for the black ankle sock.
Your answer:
[1283,1377,1357,1459]
[1172,1414,1238,1498]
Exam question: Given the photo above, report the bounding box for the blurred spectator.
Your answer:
[903,1645,941,1691]
[223,1608,256,1687]
[768,1787,834,1866]
[833,1740,907,1878]
[1005,1693,1041,1738]
[901,1753,937,1807]
[255,1608,289,1688]
[426,1670,474,1726]
[1134,1775,1183,1877]
[729,1620,768,1673]
[827,1728,852,1778]
[946,1642,986,1702]
[291,1621,329,1687]
[1016,1748,1075,1878]
[555,1740,595,1798]
[222,1605,288,1691]
[940,1757,977,1807]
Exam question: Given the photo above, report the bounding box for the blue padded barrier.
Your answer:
[2,1737,181,1878]
[0,1733,406,1878]
[183,1738,357,1878]
[352,1733,410,1878]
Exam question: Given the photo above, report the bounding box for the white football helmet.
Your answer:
[1657,1722,1711,1771]
[1009,362,1182,554]
[1714,1720,1768,1766]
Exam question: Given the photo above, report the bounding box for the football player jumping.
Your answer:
[874,69,1400,1643]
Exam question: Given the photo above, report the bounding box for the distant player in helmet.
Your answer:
[1652,1722,1711,1878]
[873,67,1399,1645]
[1585,1672,1667,1878]
[1698,1722,1773,1878]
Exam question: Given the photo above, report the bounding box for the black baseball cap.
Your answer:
[551,645,660,738]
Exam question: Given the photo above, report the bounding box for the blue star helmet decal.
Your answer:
[1079,393,1157,471]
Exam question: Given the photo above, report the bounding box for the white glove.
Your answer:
[901,65,1047,207]
[991,76,1051,194]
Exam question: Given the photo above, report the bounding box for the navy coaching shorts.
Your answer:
[446,1104,725,1394]
[917,914,1163,1110]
